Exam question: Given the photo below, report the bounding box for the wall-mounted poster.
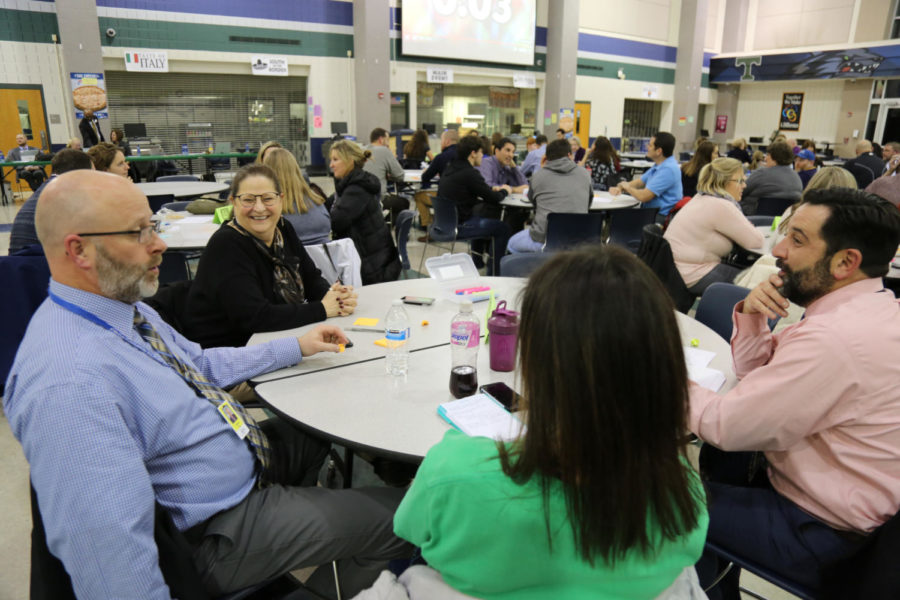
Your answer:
[780,93,803,131]
[71,73,108,119]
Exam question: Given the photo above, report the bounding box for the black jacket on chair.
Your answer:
[331,169,401,285]
[637,224,696,313]
[843,152,884,189]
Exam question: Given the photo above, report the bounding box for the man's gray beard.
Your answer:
[95,244,159,304]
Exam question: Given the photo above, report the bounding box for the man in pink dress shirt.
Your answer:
[691,188,900,597]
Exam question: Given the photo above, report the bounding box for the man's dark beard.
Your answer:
[776,255,834,307]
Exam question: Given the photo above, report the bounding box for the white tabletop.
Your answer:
[156,212,219,249]
[254,310,737,461]
[620,152,648,160]
[403,169,424,183]
[502,190,638,211]
[620,159,654,169]
[137,181,228,198]
[248,277,525,384]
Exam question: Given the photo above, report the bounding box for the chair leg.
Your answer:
[417,237,430,274]
[703,561,734,593]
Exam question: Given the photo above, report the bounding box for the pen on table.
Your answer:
[345,327,382,333]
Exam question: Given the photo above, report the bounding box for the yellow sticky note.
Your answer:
[354,317,380,327]
[373,338,388,348]
[338,344,345,353]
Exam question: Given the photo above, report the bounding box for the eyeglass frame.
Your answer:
[77,222,160,245]
[234,192,282,208]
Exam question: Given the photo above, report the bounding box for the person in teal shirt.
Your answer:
[611,131,684,220]
[394,246,709,600]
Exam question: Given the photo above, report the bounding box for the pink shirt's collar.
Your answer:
[804,277,886,317]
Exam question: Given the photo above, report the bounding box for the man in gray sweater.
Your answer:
[507,139,592,252]
[363,127,408,224]
[740,141,802,215]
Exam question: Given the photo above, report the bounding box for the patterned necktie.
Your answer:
[133,308,271,486]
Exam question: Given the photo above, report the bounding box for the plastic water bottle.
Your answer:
[449,300,480,398]
[385,299,410,376]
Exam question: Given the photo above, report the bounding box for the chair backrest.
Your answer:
[636,224,696,313]
[747,215,775,227]
[148,193,177,213]
[847,161,876,190]
[161,200,193,212]
[499,252,553,277]
[821,508,900,599]
[429,196,460,242]
[157,174,201,182]
[694,283,750,341]
[755,197,795,216]
[608,207,660,252]
[394,209,416,271]
[544,212,606,251]
[158,250,194,285]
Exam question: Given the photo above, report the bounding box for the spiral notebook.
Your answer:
[438,393,525,442]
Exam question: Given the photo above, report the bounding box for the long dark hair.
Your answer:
[404,129,430,159]
[682,141,718,177]
[498,246,701,565]
[587,136,616,165]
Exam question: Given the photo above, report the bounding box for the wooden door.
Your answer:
[1,86,50,194]
[574,101,591,150]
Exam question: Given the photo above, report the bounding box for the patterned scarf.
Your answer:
[229,219,306,304]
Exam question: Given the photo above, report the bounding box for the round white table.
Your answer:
[137,181,229,198]
[156,212,218,249]
[502,190,639,211]
[251,278,737,462]
[620,160,654,169]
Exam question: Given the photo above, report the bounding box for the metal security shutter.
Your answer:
[105,71,310,165]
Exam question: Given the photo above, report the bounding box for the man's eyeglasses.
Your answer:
[236,192,280,207]
[78,223,159,244]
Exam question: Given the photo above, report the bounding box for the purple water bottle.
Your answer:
[487,300,519,372]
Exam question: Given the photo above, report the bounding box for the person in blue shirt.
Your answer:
[4,170,410,599]
[611,131,683,220]
[520,133,548,177]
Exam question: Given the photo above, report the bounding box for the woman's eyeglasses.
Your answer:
[236,192,280,207]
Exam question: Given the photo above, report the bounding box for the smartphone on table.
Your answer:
[480,382,521,412]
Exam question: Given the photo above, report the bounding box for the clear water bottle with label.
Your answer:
[449,300,480,398]
[385,299,410,376]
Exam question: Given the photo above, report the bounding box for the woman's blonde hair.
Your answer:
[697,157,743,200]
[749,150,764,170]
[263,148,324,214]
[803,166,857,195]
[66,137,81,148]
[330,140,371,171]
[730,137,746,150]
[256,140,282,164]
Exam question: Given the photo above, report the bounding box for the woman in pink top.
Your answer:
[664,158,764,294]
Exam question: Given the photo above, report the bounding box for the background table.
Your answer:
[503,190,638,211]
[254,308,736,462]
[248,277,525,384]
[156,212,219,249]
[137,181,228,198]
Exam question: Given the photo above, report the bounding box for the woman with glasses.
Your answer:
[394,246,709,599]
[329,140,401,284]
[664,157,763,295]
[183,164,357,348]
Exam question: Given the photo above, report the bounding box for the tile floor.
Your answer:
[0,183,797,599]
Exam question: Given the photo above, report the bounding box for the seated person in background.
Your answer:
[330,140,402,284]
[437,135,511,275]
[525,135,538,153]
[263,148,331,245]
[416,128,459,239]
[508,139,592,253]
[66,137,83,151]
[364,127,408,225]
[9,149,93,254]
[568,135,585,163]
[5,169,408,599]
[582,135,621,190]
[477,136,527,194]
[794,148,818,189]
[843,139,885,189]
[726,137,751,164]
[665,158,763,295]
[7,132,47,192]
[867,158,900,208]
[110,127,139,182]
[748,150,765,171]
[185,164,355,348]
[256,140,282,163]
[610,131,683,222]
[87,141,130,178]
[880,141,900,174]
[739,141,802,215]
[401,128,433,168]
[520,133,548,177]
[681,140,718,197]
[395,246,709,599]
[692,188,900,597]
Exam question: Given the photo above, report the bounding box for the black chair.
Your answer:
[607,207,659,252]
[157,174,201,182]
[161,200,193,212]
[418,196,493,273]
[755,197,795,216]
[543,212,606,251]
[703,540,817,600]
[747,215,775,227]
[636,224,696,313]
[694,283,750,341]
[148,193,177,213]
[158,250,198,285]
[499,252,553,277]
[394,209,416,274]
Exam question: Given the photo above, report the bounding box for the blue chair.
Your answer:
[499,252,553,277]
[543,212,606,251]
[694,283,750,341]
[161,200,192,212]
[747,215,775,227]
[394,209,416,274]
[148,193,176,213]
[417,196,493,273]
[755,197,794,216]
[156,174,201,182]
[704,541,817,600]
[158,250,199,285]
[606,207,659,252]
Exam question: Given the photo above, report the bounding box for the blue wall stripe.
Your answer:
[95,0,352,27]
[535,26,547,47]
[578,31,676,63]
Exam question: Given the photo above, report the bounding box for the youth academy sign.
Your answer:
[124,50,169,73]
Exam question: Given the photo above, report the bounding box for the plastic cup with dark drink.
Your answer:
[449,364,478,399]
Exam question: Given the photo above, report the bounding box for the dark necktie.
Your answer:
[133,308,271,486]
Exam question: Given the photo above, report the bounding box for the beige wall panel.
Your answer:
[733,80,843,145]
[578,0,671,42]
[834,79,873,158]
